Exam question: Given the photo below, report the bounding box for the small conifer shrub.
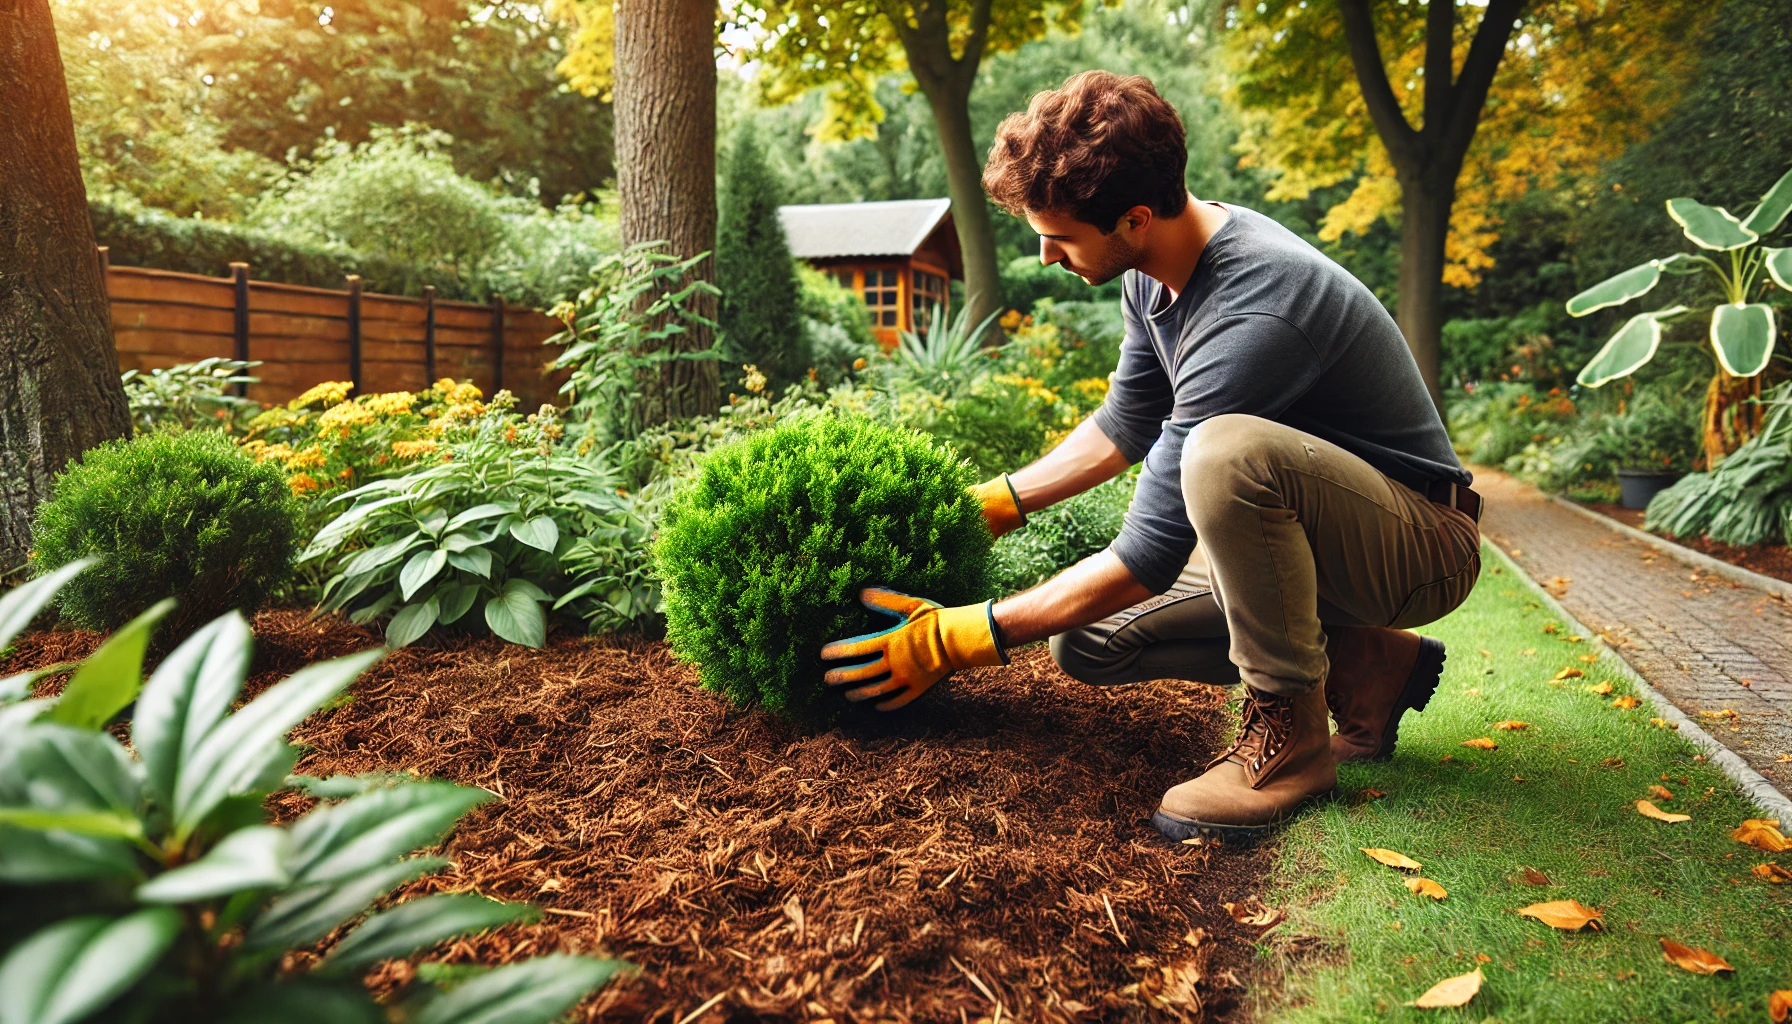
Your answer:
[31,429,301,637]
[654,416,994,718]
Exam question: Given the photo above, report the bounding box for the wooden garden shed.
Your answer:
[778,198,963,348]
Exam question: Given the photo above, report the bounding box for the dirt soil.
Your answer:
[9,613,1280,1024]
[1581,502,1792,585]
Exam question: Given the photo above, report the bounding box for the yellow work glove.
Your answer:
[819,588,1008,711]
[971,474,1026,539]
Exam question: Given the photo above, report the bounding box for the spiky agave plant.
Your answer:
[1567,164,1792,463]
[0,561,624,1023]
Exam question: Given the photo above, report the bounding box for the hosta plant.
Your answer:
[119,357,261,434]
[0,562,622,1023]
[653,416,995,719]
[303,404,640,647]
[1567,164,1792,462]
[1646,383,1792,547]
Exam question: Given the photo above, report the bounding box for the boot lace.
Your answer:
[1218,689,1296,774]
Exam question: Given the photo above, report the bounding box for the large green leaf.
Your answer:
[1743,166,1792,235]
[0,807,144,841]
[437,583,480,625]
[387,598,440,648]
[2,724,143,816]
[1666,197,1758,250]
[484,584,546,648]
[447,548,493,578]
[305,494,413,557]
[45,599,175,730]
[445,503,513,531]
[219,981,385,1024]
[1575,306,1688,388]
[244,857,448,953]
[411,955,628,1024]
[342,531,425,579]
[0,560,94,653]
[0,825,139,882]
[508,516,560,553]
[286,781,490,885]
[137,825,290,903]
[0,664,77,707]
[401,548,449,600]
[1563,255,1685,317]
[1765,247,1792,292]
[0,909,180,1024]
[173,649,384,840]
[319,895,537,975]
[1710,303,1778,377]
[134,613,253,810]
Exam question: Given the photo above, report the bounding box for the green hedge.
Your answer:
[90,198,480,301]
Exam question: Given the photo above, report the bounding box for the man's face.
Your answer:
[1026,207,1149,286]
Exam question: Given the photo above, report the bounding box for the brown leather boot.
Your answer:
[1325,626,1446,763]
[1152,685,1337,843]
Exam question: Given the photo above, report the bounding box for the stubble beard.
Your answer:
[1069,231,1146,287]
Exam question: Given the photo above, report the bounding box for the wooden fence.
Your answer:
[102,248,568,408]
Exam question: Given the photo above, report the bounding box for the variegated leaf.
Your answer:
[1667,197,1757,251]
[1710,303,1777,377]
[1576,306,1688,388]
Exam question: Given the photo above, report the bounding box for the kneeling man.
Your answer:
[820,71,1482,842]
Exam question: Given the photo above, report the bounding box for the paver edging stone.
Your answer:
[1485,540,1792,821]
[1542,492,1792,602]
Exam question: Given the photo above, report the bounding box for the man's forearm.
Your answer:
[992,549,1154,648]
[1006,416,1132,515]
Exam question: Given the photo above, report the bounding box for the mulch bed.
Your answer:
[9,612,1279,1023]
[1581,502,1792,586]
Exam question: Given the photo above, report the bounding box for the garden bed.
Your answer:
[1577,502,1792,586]
[9,613,1274,1023]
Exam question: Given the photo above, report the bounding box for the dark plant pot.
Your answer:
[1617,469,1683,510]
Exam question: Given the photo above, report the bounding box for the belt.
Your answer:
[1425,479,1484,523]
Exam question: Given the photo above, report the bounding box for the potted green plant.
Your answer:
[1607,392,1699,508]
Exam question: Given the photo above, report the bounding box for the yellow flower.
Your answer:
[451,382,483,405]
[360,391,415,417]
[742,364,768,395]
[289,381,353,411]
[288,473,321,496]
[317,402,378,434]
[391,439,439,459]
[248,442,290,464]
[1072,376,1111,402]
[284,445,326,470]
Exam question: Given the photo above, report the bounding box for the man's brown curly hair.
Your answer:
[982,71,1189,232]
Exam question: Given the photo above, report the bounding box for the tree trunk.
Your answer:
[923,82,1005,333]
[1396,174,1453,409]
[0,0,130,571]
[613,0,719,424]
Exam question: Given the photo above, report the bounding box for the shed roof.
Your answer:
[778,198,953,260]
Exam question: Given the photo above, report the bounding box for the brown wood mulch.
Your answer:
[9,612,1279,1024]
[1581,502,1792,586]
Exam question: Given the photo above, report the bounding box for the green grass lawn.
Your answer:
[1257,544,1792,1024]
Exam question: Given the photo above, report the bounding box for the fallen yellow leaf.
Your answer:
[1648,784,1674,800]
[1410,967,1481,1009]
[1734,819,1792,852]
[1554,667,1584,680]
[1564,634,1585,643]
[1579,654,1598,663]
[1752,862,1792,884]
[1517,900,1603,931]
[1636,800,1691,823]
[1649,717,1679,730]
[1520,866,1552,886]
[1222,899,1285,929]
[1542,624,1559,634]
[1406,877,1448,900]
[1493,720,1530,731]
[1349,788,1386,806]
[1361,848,1423,872]
[1772,989,1792,1023]
[1587,681,1614,695]
[1612,696,1642,709]
[1660,937,1733,975]
[1462,738,1499,750]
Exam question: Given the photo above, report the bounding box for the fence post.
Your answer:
[489,292,505,394]
[230,262,251,397]
[346,275,363,394]
[422,286,437,386]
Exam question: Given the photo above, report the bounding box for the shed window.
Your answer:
[911,269,948,330]
[862,268,901,327]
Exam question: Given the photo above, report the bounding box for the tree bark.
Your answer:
[1396,174,1454,405]
[0,0,130,571]
[613,0,719,423]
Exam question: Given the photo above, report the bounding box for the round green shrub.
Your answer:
[31,429,302,637]
[654,416,995,718]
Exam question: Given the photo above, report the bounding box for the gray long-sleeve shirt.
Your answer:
[1090,203,1469,595]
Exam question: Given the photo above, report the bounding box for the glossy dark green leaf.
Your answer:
[508,516,559,553]
[400,549,449,601]
[45,599,175,730]
[411,955,628,1024]
[319,895,537,974]
[387,598,440,649]
[219,980,385,1024]
[1743,166,1792,235]
[286,781,490,885]
[437,583,479,625]
[0,560,94,654]
[137,825,290,903]
[0,807,144,841]
[0,909,180,1024]
[0,824,139,882]
[134,613,253,810]
[244,856,448,953]
[2,723,143,815]
[445,503,512,531]
[341,531,424,578]
[446,547,493,578]
[484,587,545,648]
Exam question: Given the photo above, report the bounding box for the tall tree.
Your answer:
[1224,0,1704,403]
[715,0,1085,330]
[0,0,131,568]
[612,0,721,422]
[717,122,808,388]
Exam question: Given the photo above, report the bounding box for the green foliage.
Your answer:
[1439,302,1579,390]
[301,405,650,647]
[1647,384,1792,547]
[885,303,1003,398]
[0,568,623,1022]
[654,417,995,719]
[546,244,722,446]
[120,358,261,435]
[717,123,809,389]
[991,472,1134,594]
[795,265,879,387]
[30,431,300,640]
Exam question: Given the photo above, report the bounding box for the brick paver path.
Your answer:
[1474,467,1792,796]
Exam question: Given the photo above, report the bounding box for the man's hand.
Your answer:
[970,475,1026,539]
[820,588,1007,710]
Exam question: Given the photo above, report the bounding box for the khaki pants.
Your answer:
[1050,415,1481,696]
